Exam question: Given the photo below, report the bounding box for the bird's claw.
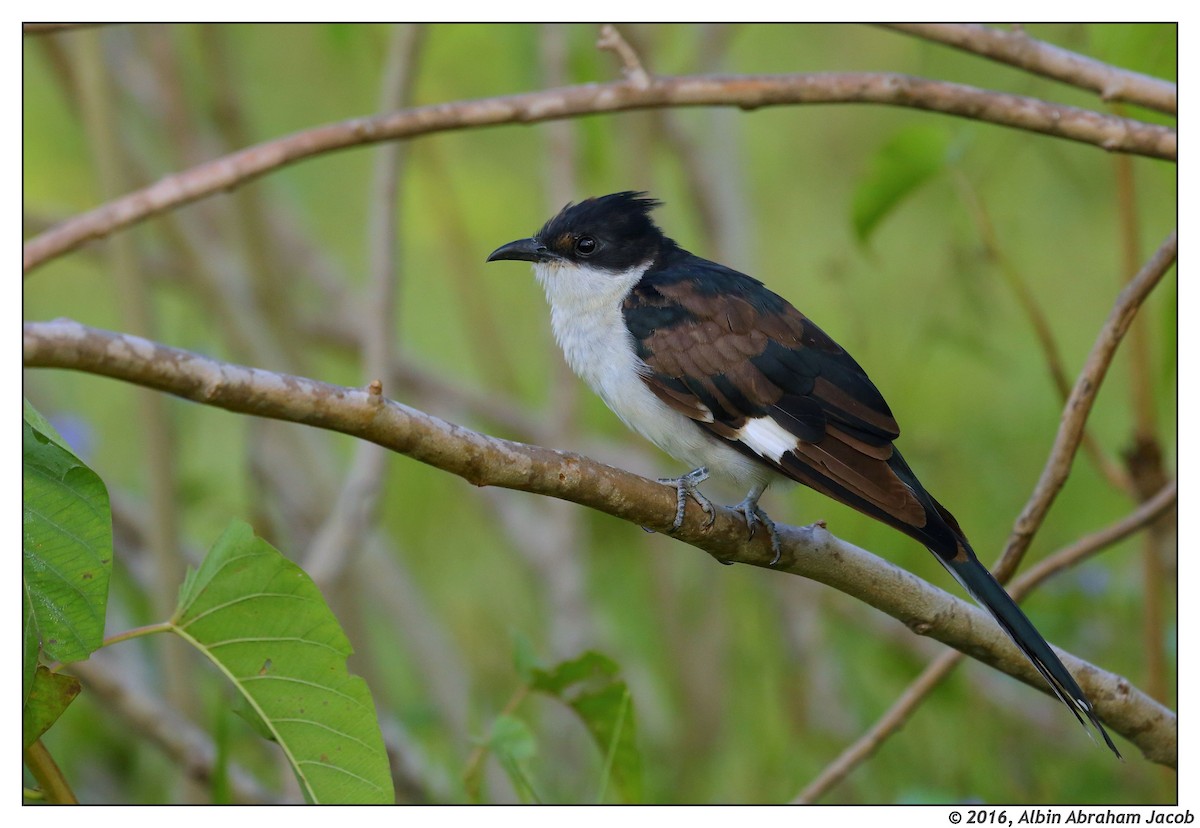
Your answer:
[733,496,783,566]
[658,467,715,532]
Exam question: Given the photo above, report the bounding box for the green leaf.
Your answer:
[23,666,82,748]
[511,630,541,683]
[487,715,540,804]
[529,649,619,695]
[24,586,38,707]
[171,521,393,804]
[574,682,640,803]
[530,651,642,802]
[851,124,955,244]
[487,714,536,762]
[23,404,113,664]
[23,399,71,451]
[230,691,276,742]
[585,683,635,803]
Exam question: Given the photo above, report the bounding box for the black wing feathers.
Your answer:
[752,338,899,446]
[625,253,934,540]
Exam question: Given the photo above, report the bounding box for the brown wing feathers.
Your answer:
[624,259,934,539]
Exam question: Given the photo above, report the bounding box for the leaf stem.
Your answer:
[23,739,78,804]
[44,622,174,674]
[103,621,175,648]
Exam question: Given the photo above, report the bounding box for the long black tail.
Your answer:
[875,449,1122,757]
[773,437,1121,756]
[943,548,1121,759]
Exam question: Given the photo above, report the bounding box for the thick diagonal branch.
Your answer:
[23,319,1176,765]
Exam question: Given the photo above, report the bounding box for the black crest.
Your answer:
[536,191,673,271]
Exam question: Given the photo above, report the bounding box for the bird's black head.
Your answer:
[487,191,671,272]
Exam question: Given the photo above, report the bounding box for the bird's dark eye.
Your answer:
[574,236,597,256]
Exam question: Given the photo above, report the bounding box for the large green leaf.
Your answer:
[22,401,112,664]
[171,521,393,804]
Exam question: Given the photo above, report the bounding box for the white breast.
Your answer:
[534,260,774,493]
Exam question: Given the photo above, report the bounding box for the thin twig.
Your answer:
[881,24,1176,115]
[998,230,1176,580]
[75,31,196,760]
[541,23,579,211]
[795,650,961,803]
[463,684,532,802]
[422,145,522,392]
[683,23,753,268]
[304,24,425,587]
[1112,120,1158,448]
[531,22,594,659]
[24,71,1176,273]
[23,319,1177,766]
[1010,479,1176,600]
[597,24,651,88]
[1110,124,1171,704]
[142,25,209,169]
[795,477,1177,802]
[195,24,305,368]
[953,172,1132,494]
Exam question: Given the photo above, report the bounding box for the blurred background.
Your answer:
[23,23,1176,804]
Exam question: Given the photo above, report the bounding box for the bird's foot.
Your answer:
[733,494,783,566]
[657,467,716,532]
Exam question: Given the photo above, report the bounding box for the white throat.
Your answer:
[532,259,773,493]
[534,259,649,394]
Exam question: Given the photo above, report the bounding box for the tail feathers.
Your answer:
[943,554,1122,760]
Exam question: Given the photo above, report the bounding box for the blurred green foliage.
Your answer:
[23,23,1176,804]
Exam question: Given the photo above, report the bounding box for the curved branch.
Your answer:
[1009,479,1176,600]
[999,230,1177,577]
[882,24,1176,115]
[23,318,1176,765]
[23,72,1175,273]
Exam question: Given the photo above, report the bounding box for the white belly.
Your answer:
[535,260,774,494]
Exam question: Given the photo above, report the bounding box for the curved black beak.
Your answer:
[486,237,547,264]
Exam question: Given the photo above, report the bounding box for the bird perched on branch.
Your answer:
[487,191,1119,757]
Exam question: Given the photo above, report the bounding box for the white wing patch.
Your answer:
[736,417,799,462]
